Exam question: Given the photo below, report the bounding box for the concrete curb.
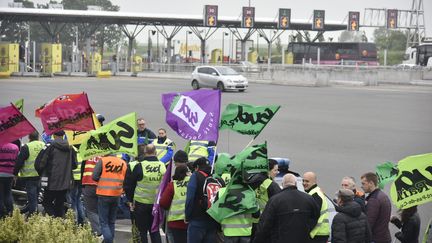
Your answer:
[329,80,367,86]
[409,80,432,86]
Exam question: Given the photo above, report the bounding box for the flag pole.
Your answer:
[211,145,218,174]
[243,137,255,150]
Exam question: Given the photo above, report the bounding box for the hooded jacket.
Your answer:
[35,138,77,191]
[331,201,371,243]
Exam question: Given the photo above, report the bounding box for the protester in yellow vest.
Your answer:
[70,145,85,225]
[248,159,282,241]
[187,140,216,164]
[81,155,102,238]
[152,128,175,163]
[219,185,255,243]
[303,171,330,243]
[123,144,166,243]
[253,159,282,214]
[13,131,45,215]
[160,164,190,243]
[124,144,146,242]
[92,155,127,243]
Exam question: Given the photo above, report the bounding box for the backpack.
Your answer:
[198,171,223,209]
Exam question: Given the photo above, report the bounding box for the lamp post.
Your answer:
[221,32,229,64]
[185,31,192,62]
[148,30,156,64]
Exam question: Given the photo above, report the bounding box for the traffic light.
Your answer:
[313,10,325,30]
[278,8,291,29]
[242,7,255,28]
[348,11,360,31]
[387,9,398,29]
[204,5,218,27]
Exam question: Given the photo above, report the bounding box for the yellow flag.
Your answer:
[14,98,24,113]
[79,112,137,160]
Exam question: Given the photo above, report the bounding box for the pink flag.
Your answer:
[39,93,95,135]
[0,104,36,144]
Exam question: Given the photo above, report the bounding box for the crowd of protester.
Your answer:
[0,116,430,243]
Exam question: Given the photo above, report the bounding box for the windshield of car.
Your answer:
[216,67,239,75]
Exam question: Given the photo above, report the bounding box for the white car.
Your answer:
[191,66,248,92]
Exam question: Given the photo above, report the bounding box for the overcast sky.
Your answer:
[1,0,431,52]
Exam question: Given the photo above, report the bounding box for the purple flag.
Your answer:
[162,89,221,142]
[151,160,173,232]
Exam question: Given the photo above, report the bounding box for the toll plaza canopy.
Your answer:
[0,7,347,31]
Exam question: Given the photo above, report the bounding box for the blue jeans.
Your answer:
[0,177,13,218]
[70,182,85,225]
[20,179,39,215]
[187,220,217,243]
[83,185,101,235]
[98,196,119,243]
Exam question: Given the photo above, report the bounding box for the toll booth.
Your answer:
[88,52,101,74]
[132,55,142,73]
[210,49,222,63]
[248,50,258,64]
[285,51,294,64]
[0,43,19,72]
[41,43,62,74]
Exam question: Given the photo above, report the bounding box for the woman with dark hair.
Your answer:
[160,164,190,243]
[390,206,421,243]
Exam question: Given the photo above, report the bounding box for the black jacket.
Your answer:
[248,173,281,198]
[332,201,371,243]
[253,186,320,243]
[391,212,420,243]
[35,138,77,191]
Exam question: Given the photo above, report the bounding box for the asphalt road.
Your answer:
[1,76,431,241]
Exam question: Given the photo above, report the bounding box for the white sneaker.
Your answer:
[97,235,104,243]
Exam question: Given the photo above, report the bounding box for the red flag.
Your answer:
[35,103,46,118]
[39,93,95,135]
[0,104,36,144]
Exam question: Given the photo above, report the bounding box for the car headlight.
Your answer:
[226,79,233,83]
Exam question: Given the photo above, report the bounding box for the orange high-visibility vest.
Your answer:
[82,156,101,186]
[96,156,127,197]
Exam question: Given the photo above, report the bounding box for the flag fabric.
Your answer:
[34,103,46,118]
[390,153,432,209]
[39,93,95,135]
[14,98,24,113]
[207,143,268,223]
[0,104,36,144]
[162,89,221,142]
[79,112,137,160]
[376,161,398,189]
[234,142,269,180]
[151,160,173,232]
[207,172,258,223]
[65,114,102,145]
[220,103,280,138]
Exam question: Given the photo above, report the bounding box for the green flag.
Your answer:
[214,153,233,176]
[79,112,138,160]
[14,98,24,113]
[376,161,398,189]
[235,142,268,182]
[207,173,259,223]
[220,103,280,138]
[390,153,432,209]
